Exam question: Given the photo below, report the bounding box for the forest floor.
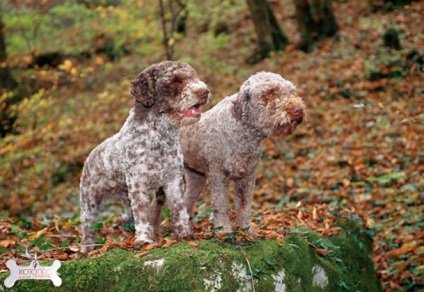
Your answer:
[1,0,423,290]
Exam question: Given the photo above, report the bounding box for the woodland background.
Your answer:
[0,0,423,290]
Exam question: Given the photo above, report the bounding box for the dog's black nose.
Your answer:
[197,88,209,100]
[290,106,303,120]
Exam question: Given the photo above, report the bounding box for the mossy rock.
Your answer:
[0,221,381,291]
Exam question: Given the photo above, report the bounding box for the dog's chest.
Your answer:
[127,138,183,168]
[226,151,261,179]
[125,136,183,186]
[217,129,263,179]
[115,116,183,187]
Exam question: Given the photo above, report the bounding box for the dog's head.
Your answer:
[130,61,210,126]
[233,72,305,137]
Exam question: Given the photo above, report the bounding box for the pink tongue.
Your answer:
[183,107,201,117]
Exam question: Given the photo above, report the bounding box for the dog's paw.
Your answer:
[175,233,198,241]
[243,226,259,237]
[80,244,95,253]
[132,238,155,250]
[173,224,194,238]
[213,225,233,235]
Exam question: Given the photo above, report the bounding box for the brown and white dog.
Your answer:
[175,72,305,235]
[80,61,209,252]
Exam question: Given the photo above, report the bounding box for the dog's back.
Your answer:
[180,93,263,179]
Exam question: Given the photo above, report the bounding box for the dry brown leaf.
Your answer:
[125,237,135,245]
[400,240,417,253]
[68,246,80,252]
[162,240,178,248]
[316,248,329,256]
[0,222,12,229]
[312,207,317,220]
[297,210,303,219]
[389,281,400,290]
[133,251,149,258]
[28,227,48,240]
[143,243,161,251]
[0,239,15,247]
[187,241,200,250]
[99,244,109,253]
[56,253,69,260]
[394,261,408,272]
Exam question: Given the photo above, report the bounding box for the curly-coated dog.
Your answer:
[178,72,305,235]
[80,61,209,252]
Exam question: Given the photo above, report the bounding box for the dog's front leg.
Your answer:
[234,172,258,236]
[80,187,101,253]
[127,180,155,248]
[209,172,232,234]
[149,187,166,241]
[165,176,193,239]
[183,166,207,229]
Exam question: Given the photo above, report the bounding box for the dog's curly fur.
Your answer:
[80,61,209,252]
[178,72,305,234]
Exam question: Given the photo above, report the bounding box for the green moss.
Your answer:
[0,221,381,291]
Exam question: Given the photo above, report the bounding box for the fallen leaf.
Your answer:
[68,246,80,252]
[416,265,424,271]
[143,243,161,251]
[297,210,303,219]
[125,237,135,245]
[63,59,73,71]
[187,241,200,250]
[400,240,417,253]
[316,248,329,256]
[28,227,48,240]
[366,217,376,228]
[133,251,149,258]
[0,239,15,247]
[0,222,12,229]
[99,244,109,253]
[394,261,408,272]
[162,240,178,248]
[342,178,350,187]
[56,253,69,260]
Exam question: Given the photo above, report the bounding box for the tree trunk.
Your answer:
[311,0,339,39]
[158,0,188,60]
[246,0,288,63]
[370,0,418,12]
[294,0,315,53]
[0,13,17,91]
[158,0,173,60]
[383,28,402,50]
[0,11,19,137]
[294,0,339,52]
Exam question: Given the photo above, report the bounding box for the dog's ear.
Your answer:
[232,87,251,120]
[130,70,156,107]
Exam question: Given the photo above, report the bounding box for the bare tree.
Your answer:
[0,7,19,137]
[311,0,339,38]
[294,0,315,53]
[383,28,402,50]
[158,0,188,60]
[372,0,418,12]
[294,0,339,52]
[246,0,288,63]
[0,9,17,91]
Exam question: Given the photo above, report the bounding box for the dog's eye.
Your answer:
[266,90,277,100]
[172,76,183,84]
